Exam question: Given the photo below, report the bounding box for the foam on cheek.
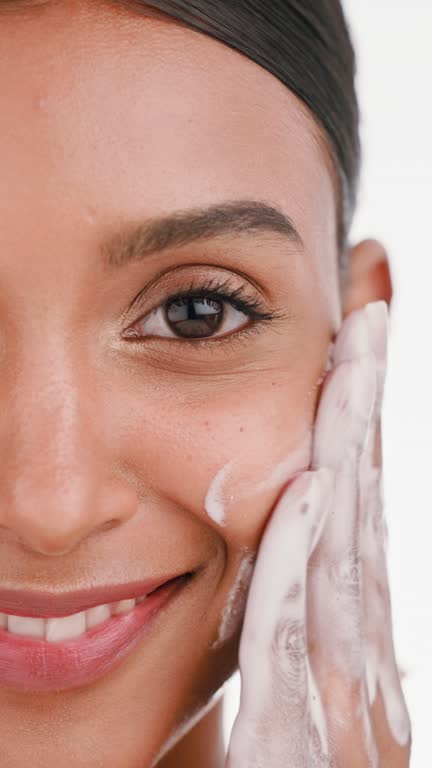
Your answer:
[211,548,256,650]
[204,459,236,526]
[205,432,313,529]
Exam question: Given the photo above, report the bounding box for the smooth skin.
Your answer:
[0,1,395,766]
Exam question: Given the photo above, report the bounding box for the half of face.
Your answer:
[0,1,340,765]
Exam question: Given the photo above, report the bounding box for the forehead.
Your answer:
[0,0,336,253]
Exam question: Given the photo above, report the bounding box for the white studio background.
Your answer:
[222,3,432,766]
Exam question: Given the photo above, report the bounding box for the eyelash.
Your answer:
[124,275,284,350]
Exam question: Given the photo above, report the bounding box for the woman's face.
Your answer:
[0,1,349,765]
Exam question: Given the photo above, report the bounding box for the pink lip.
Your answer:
[0,573,191,618]
[0,573,193,692]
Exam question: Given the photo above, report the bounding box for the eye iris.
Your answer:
[165,296,224,338]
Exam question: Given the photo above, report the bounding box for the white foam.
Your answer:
[212,549,256,649]
[204,459,235,526]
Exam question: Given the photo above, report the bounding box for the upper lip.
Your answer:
[0,573,191,619]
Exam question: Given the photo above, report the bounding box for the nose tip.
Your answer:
[2,471,138,557]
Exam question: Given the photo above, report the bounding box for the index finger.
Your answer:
[227,467,334,768]
[308,307,378,766]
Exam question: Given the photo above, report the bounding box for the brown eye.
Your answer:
[126,291,253,342]
[122,278,281,347]
[164,296,224,338]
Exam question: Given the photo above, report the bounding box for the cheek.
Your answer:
[188,377,316,550]
[201,415,313,649]
[111,350,324,553]
[106,373,313,513]
[204,421,313,549]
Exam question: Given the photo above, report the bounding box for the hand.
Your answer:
[225,301,411,767]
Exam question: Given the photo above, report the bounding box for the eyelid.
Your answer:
[133,267,255,308]
[122,272,284,346]
[124,287,269,342]
[125,270,271,327]
[124,262,270,319]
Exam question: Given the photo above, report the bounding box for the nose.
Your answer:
[0,337,137,557]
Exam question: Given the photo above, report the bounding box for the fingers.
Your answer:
[312,318,376,472]
[359,302,411,761]
[308,307,379,766]
[363,301,388,416]
[309,311,376,679]
[362,459,412,761]
[227,301,411,768]
[227,468,334,768]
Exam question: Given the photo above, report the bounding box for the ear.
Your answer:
[342,238,393,318]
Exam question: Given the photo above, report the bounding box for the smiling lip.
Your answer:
[0,574,189,618]
[0,573,194,692]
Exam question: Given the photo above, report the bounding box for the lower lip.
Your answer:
[0,574,192,692]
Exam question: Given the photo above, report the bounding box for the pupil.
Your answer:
[165,296,223,338]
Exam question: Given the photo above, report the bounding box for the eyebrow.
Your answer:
[101,200,304,269]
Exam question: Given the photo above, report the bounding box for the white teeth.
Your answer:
[7,615,45,640]
[46,611,87,643]
[112,598,136,615]
[0,596,144,642]
[136,595,148,604]
[86,603,111,630]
